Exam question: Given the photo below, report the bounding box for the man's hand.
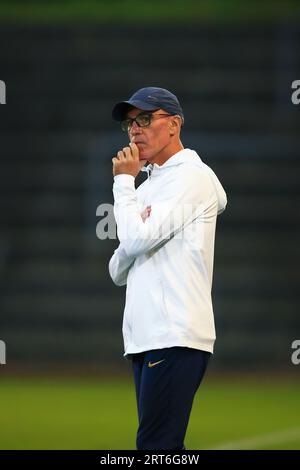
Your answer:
[141,205,151,222]
[112,142,147,178]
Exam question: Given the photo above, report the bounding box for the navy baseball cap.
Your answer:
[112,87,184,124]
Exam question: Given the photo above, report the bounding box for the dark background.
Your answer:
[1,1,300,376]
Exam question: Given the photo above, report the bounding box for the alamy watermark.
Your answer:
[96,202,205,249]
[291,80,300,105]
[0,340,6,365]
[96,203,116,240]
[0,80,6,104]
[291,340,300,365]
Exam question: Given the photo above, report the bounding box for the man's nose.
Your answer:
[129,120,141,134]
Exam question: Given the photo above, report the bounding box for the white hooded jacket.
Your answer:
[109,148,227,357]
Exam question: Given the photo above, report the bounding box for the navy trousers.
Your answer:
[130,346,210,450]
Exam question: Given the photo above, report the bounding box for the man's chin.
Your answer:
[138,150,148,161]
[135,144,148,160]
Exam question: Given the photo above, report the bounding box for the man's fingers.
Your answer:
[115,144,138,160]
[117,150,125,160]
[112,157,118,175]
[129,142,139,160]
[122,146,132,159]
[112,144,143,177]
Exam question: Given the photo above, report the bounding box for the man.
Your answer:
[108,87,227,450]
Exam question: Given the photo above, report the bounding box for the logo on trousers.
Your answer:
[148,359,165,368]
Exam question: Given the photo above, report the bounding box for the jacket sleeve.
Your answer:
[108,244,135,286]
[112,166,216,259]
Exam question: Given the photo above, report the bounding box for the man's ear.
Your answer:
[169,116,181,135]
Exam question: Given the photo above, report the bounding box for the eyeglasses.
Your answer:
[121,112,171,132]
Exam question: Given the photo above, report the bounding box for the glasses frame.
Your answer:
[121,112,172,132]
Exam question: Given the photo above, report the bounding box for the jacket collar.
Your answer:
[142,148,202,175]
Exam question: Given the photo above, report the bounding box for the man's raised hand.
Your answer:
[112,142,147,177]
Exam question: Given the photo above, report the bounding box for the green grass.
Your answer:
[0,0,300,24]
[0,376,299,449]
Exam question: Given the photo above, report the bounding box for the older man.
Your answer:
[109,87,227,450]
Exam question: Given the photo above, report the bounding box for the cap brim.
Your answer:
[112,100,159,121]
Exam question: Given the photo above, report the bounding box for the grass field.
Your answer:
[0,375,299,450]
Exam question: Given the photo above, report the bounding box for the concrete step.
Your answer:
[0,24,299,69]
[1,260,112,291]
[1,132,300,160]
[215,229,300,262]
[0,293,124,324]
[1,192,298,223]
[2,98,299,132]
[1,325,124,362]
[6,67,288,96]
[1,159,299,194]
[215,298,300,332]
[0,131,96,159]
[214,331,295,365]
[0,259,298,296]
[1,294,298,332]
[1,227,297,261]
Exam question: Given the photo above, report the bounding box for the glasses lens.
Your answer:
[136,114,151,127]
[120,113,152,132]
[121,119,130,132]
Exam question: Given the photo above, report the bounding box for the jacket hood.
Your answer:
[142,148,227,214]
